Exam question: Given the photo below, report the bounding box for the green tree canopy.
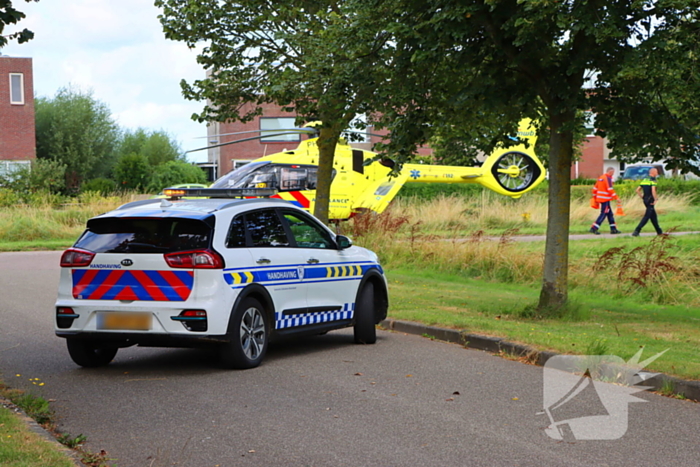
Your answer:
[592,17,700,174]
[0,0,35,48]
[366,0,700,311]
[147,160,207,192]
[35,86,120,190]
[156,0,392,223]
[118,128,183,167]
[112,153,151,191]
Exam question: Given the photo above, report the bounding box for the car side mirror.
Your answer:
[336,235,352,250]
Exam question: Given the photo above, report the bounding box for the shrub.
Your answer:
[396,183,486,201]
[112,153,151,191]
[0,158,67,197]
[81,177,117,195]
[570,177,596,185]
[147,160,208,193]
[656,179,700,204]
[0,188,20,207]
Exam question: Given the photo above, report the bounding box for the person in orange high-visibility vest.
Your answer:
[590,167,621,235]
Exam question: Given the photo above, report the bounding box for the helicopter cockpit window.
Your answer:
[212,162,334,193]
[210,161,269,189]
[279,167,308,190]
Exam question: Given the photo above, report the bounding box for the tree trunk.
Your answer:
[313,126,341,225]
[538,112,575,311]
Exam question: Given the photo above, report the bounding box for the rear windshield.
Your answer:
[75,217,213,253]
[623,166,661,179]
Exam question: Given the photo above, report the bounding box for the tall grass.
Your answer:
[391,192,549,232]
[351,193,700,307]
[0,192,139,242]
[1,190,698,306]
[391,190,697,234]
[350,205,544,286]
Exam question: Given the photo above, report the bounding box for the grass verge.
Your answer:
[387,268,700,381]
[0,382,111,467]
[0,239,74,252]
[0,402,76,467]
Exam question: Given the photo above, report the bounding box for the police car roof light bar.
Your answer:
[164,188,279,199]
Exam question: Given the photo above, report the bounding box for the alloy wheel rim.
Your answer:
[240,307,265,360]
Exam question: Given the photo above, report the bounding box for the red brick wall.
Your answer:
[0,56,36,161]
[572,135,605,179]
[213,102,304,173]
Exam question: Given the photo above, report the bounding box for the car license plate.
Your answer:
[97,312,151,331]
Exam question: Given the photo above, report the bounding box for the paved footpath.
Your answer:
[486,231,700,242]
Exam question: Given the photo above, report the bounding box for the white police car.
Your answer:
[55,188,388,369]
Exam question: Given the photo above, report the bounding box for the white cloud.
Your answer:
[2,0,208,162]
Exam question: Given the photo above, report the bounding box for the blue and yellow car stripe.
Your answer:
[223,262,380,289]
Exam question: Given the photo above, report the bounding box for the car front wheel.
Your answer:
[220,297,269,369]
[66,339,118,367]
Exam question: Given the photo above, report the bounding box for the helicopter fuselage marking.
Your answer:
[272,191,310,208]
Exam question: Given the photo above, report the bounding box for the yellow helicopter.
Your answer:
[176,120,545,221]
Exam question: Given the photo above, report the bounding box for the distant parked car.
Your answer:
[619,164,665,181]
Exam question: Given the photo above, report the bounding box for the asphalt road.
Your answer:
[1,251,699,467]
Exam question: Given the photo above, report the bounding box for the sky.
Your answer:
[2,0,209,162]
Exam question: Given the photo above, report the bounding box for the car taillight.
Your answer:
[182,310,207,318]
[171,310,208,332]
[164,249,224,269]
[60,248,95,267]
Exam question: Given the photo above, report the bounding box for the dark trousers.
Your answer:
[593,202,617,231]
[635,203,662,234]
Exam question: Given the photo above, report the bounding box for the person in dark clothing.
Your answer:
[631,168,663,236]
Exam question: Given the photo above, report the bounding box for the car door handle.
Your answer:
[256,257,271,265]
[307,258,320,264]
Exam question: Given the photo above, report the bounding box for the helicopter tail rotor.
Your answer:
[486,150,544,194]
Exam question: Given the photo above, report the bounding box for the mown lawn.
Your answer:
[387,267,700,381]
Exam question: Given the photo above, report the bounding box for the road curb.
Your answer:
[379,318,700,402]
[0,398,86,466]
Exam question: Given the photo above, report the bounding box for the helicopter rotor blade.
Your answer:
[188,128,388,153]
[195,127,318,139]
[199,127,387,140]
[186,131,312,153]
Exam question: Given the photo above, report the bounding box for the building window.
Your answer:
[0,160,30,178]
[9,73,24,105]
[584,111,596,136]
[260,117,300,142]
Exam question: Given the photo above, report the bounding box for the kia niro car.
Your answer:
[55,188,388,369]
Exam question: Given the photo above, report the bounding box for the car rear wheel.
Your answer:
[354,282,377,344]
[220,297,269,369]
[66,339,118,367]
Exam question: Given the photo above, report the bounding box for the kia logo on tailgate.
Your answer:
[121,259,134,267]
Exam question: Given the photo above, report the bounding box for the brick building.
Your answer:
[572,134,619,180]
[0,55,36,176]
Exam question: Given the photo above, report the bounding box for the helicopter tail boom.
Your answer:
[401,120,545,198]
